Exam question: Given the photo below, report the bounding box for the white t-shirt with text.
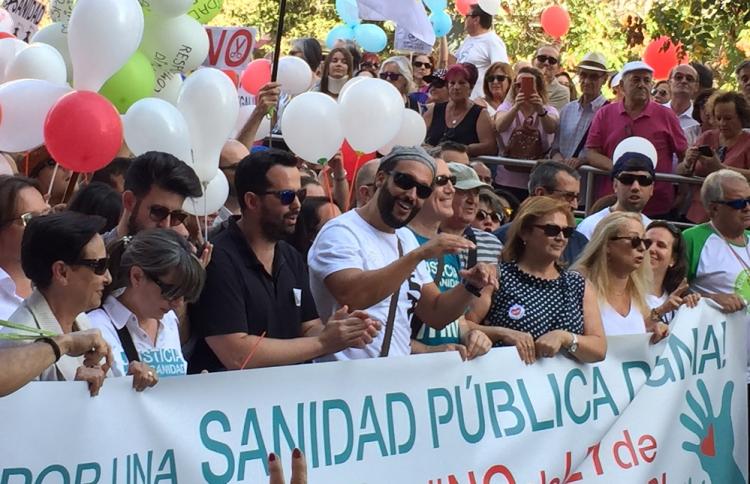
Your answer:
[455,31,509,100]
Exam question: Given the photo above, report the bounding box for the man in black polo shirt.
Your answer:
[188,149,379,373]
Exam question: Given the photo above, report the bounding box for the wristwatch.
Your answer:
[538,109,549,117]
[462,280,482,297]
[567,333,578,353]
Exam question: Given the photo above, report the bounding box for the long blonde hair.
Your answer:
[502,196,574,263]
[572,212,652,314]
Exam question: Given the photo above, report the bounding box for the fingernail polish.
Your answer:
[268,453,276,462]
[293,448,301,459]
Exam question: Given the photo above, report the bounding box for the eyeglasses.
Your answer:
[413,61,432,69]
[476,209,501,223]
[672,73,696,83]
[615,173,654,186]
[149,205,189,226]
[71,257,110,276]
[610,236,653,249]
[535,55,558,65]
[258,188,307,205]
[379,72,403,82]
[16,209,51,227]
[387,171,433,199]
[714,198,750,210]
[146,272,183,301]
[434,174,457,186]
[651,88,669,97]
[533,224,575,238]
[360,62,379,69]
[486,74,509,83]
[544,188,580,203]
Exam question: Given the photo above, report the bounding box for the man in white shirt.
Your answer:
[665,64,701,146]
[308,146,498,360]
[454,4,508,100]
[576,151,655,240]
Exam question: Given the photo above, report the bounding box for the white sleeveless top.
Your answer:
[599,298,646,335]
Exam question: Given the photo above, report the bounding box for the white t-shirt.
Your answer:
[576,208,652,241]
[308,210,432,360]
[599,299,646,335]
[0,267,23,321]
[455,31,509,100]
[88,295,187,377]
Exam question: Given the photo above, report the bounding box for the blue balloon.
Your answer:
[423,0,448,11]
[354,24,388,53]
[430,11,452,37]
[335,0,360,26]
[326,24,355,49]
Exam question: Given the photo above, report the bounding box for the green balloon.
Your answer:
[100,51,157,114]
[189,0,223,24]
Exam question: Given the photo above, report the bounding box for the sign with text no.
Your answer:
[203,26,257,71]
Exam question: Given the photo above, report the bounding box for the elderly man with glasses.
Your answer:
[533,44,570,111]
[665,64,702,146]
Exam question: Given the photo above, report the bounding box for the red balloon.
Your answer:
[643,36,688,81]
[240,59,272,95]
[0,32,14,39]
[456,0,478,16]
[540,5,571,39]
[43,91,123,173]
[342,140,375,183]
[222,69,240,88]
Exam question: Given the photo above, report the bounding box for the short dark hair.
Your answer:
[692,88,716,124]
[439,141,468,153]
[645,220,687,294]
[290,196,333,257]
[67,182,123,233]
[689,62,713,90]
[235,148,298,211]
[0,175,41,230]
[124,151,202,199]
[21,211,106,289]
[469,4,492,29]
[528,161,581,192]
[91,157,132,189]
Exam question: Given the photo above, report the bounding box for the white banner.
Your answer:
[2,0,44,42]
[0,301,747,483]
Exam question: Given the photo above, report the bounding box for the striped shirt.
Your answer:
[459,227,503,269]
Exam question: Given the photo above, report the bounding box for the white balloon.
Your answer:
[183,170,229,216]
[338,76,367,103]
[124,97,192,162]
[140,14,208,74]
[379,109,428,155]
[229,104,271,141]
[281,92,344,164]
[277,56,312,96]
[48,0,76,23]
[613,136,657,168]
[68,0,144,91]
[0,79,72,152]
[153,70,183,105]
[32,23,72,83]
[149,0,192,17]
[5,43,68,85]
[477,0,500,16]
[178,68,240,183]
[0,38,27,82]
[338,78,404,154]
[0,8,14,34]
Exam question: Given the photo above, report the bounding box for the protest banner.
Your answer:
[2,0,44,42]
[0,301,747,483]
[204,26,257,71]
[394,26,433,55]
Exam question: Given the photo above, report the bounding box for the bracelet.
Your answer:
[462,280,482,297]
[36,337,62,362]
[334,170,348,181]
[538,109,549,117]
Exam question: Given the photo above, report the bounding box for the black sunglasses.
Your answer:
[544,187,579,203]
[149,205,189,226]
[533,224,574,238]
[71,257,109,275]
[535,55,558,65]
[714,198,750,210]
[477,209,501,223]
[616,173,654,187]
[379,72,403,81]
[360,61,379,69]
[146,272,183,301]
[651,88,669,96]
[486,74,509,83]
[413,61,432,69]
[611,236,653,249]
[388,171,433,199]
[259,188,307,205]
[434,174,457,186]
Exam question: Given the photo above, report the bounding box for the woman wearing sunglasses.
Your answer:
[378,56,423,112]
[467,197,606,364]
[474,61,513,117]
[471,188,504,233]
[573,213,668,342]
[88,229,205,389]
[412,54,434,93]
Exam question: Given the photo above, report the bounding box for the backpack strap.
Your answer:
[379,238,404,357]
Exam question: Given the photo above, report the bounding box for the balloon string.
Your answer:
[240,331,266,370]
[23,152,29,177]
[346,152,364,212]
[46,163,59,201]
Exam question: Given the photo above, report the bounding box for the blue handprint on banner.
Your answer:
[680,379,744,484]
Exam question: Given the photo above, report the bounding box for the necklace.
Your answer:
[709,222,750,272]
[447,104,468,126]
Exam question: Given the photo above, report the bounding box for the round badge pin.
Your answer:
[508,304,525,320]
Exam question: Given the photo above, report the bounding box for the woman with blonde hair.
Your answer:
[378,56,422,112]
[573,212,668,341]
[467,196,606,364]
[474,61,513,116]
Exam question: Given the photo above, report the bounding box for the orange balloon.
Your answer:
[540,5,570,39]
[222,69,240,88]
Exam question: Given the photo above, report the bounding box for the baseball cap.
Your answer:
[612,152,656,179]
[448,162,491,191]
[379,145,436,176]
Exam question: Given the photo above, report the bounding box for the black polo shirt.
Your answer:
[188,216,318,373]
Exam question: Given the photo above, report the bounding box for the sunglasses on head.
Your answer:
[535,55,558,65]
[672,73,696,83]
[146,272,183,301]
[616,173,654,186]
[610,235,653,249]
[413,61,432,69]
[71,257,109,276]
[149,205,189,226]
[434,174,457,186]
[379,72,403,81]
[259,188,307,205]
[714,198,750,210]
[477,209,501,223]
[533,224,574,238]
[388,171,433,199]
[486,74,509,83]
[17,209,51,227]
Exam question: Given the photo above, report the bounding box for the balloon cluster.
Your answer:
[326,0,387,53]
[423,0,452,38]
[281,77,426,166]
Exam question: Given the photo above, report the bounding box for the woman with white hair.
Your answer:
[573,212,669,342]
[378,56,423,112]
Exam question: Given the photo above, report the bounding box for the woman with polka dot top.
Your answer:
[467,197,606,364]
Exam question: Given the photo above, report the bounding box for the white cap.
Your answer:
[620,60,654,77]
[610,71,622,88]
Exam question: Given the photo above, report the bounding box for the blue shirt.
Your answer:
[552,94,608,159]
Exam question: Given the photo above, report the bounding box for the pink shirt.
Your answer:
[586,101,688,216]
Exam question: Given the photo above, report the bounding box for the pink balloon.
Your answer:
[456,0,478,15]
[240,59,271,96]
[541,5,571,39]
[643,36,688,81]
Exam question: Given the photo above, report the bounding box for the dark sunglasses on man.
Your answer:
[434,174,457,186]
[714,198,750,210]
[535,55,558,65]
[71,257,110,275]
[258,188,307,206]
[615,173,654,187]
[387,171,433,199]
[651,88,669,97]
[149,205,189,226]
[379,72,403,82]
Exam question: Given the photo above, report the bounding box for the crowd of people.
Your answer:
[0,9,749,478]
